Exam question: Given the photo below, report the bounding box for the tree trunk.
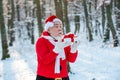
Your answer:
[88,1,93,32]
[105,0,118,47]
[34,0,43,36]
[8,0,15,46]
[33,0,36,18]
[74,15,80,34]
[103,25,110,42]
[83,0,93,41]
[31,21,34,44]
[63,0,70,33]
[0,0,10,60]
[26,21,34,44]
[54,0,64,25]
[41,0,45,18]
[94,0,102,37]
[116,0,120,45]
[16,4,20,21]
[101,5,106,34]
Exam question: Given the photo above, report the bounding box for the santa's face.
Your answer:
[48,21,63,39]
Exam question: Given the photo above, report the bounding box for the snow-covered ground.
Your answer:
[0,39,120,80]
[69,41,120,80]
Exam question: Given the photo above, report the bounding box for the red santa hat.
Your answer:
[44,15,62,31]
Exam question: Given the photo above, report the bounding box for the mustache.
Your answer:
[58,31,63,35]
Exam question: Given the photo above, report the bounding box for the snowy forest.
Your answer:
[0,0,120,80]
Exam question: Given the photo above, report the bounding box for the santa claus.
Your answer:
[35,15,80,80]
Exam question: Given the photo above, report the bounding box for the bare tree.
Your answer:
[0,0,10,60]
[88,0,93,32]
[63,0,70,33]
[74,14,80,34]
[103,0,119,47]
[115,0,120,45]
[34,0,43,36]
[101,2,106,34]
[73,0,81,34]
[54,0,64,22]
[8,0,15,46]
[16,0,20,21]
[83,0,93,41]
[25,0,35,44]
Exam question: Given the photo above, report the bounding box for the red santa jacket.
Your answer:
[35,31,78,78]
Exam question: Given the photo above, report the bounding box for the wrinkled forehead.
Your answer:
[53,21,62,25]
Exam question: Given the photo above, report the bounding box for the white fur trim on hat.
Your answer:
[44,22,54,31]
[44,18,62,31]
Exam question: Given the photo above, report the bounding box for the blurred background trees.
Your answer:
[0,0,120,61]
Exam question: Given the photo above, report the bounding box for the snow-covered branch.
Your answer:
[97,0,111,10]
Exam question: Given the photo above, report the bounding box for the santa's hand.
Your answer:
[70,40,80,53]
[53,40,71,53]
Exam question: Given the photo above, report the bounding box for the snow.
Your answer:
[0,37,120,80]
[0,43,36,80]
[1,0,120,79]
[0,19,120,80]
[69,42,120,80]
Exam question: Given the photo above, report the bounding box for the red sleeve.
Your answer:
[36,38,58,64]
[65,46,78,63]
